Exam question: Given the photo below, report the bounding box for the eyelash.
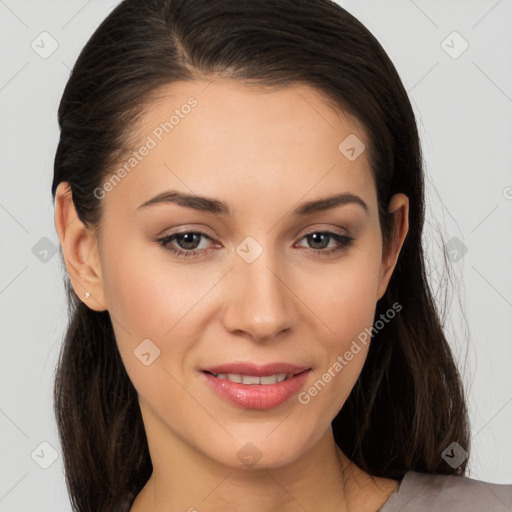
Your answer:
[155,230,354,259]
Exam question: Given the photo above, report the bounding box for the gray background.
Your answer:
[1,0,511,510]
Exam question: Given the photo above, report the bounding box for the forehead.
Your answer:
[103,79,375,214]
[137,78,367,146]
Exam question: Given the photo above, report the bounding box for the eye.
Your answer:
[155,230,354,259]
[294,231,354,257]
[156,231,215,258]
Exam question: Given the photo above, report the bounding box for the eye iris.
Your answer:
[177,233,201,250]
[307,233,330,249]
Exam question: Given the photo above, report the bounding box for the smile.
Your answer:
[207,372,293,384]
[201,365,312,410]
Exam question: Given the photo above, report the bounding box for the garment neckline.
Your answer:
[376,471,411,512]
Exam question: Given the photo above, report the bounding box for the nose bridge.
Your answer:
[223,235,295,340]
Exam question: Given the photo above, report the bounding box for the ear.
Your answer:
[54,182,107,311]
[376,193,409,301]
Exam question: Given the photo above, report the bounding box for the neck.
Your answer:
[130,408,397,512]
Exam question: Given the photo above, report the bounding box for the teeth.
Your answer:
[214,372,290,384]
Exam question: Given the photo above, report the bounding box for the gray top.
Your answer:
[378,471,512,511]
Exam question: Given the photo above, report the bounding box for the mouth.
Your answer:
[200,362,312,410]
[202,370,303,385]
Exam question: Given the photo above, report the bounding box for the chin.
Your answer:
[202,429,317,471]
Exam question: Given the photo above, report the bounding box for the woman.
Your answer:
[51,0,512,511]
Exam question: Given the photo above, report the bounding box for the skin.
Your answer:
[54,79,409,512]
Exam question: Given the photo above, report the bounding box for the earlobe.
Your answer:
[54,182,107,311]
[376,193,409,301]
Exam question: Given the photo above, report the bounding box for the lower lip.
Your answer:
[202,370,311,410]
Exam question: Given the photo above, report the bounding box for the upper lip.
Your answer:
[202,362,311,377]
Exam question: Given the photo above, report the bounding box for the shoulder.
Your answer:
[379,470,512,512]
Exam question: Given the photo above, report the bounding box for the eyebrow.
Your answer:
[136,190,368,216]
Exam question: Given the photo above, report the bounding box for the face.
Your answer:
[60,79,408,470]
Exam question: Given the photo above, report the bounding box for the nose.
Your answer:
[222,246,298,342]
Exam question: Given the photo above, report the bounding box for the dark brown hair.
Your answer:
[51,1,470,510]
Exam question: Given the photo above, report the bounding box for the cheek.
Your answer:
[298,248,381,409]
[100,233,229,381]
[99,236,204,406]
[311,249,382,345]
[101,234,202,337]
[101,241,161,338]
